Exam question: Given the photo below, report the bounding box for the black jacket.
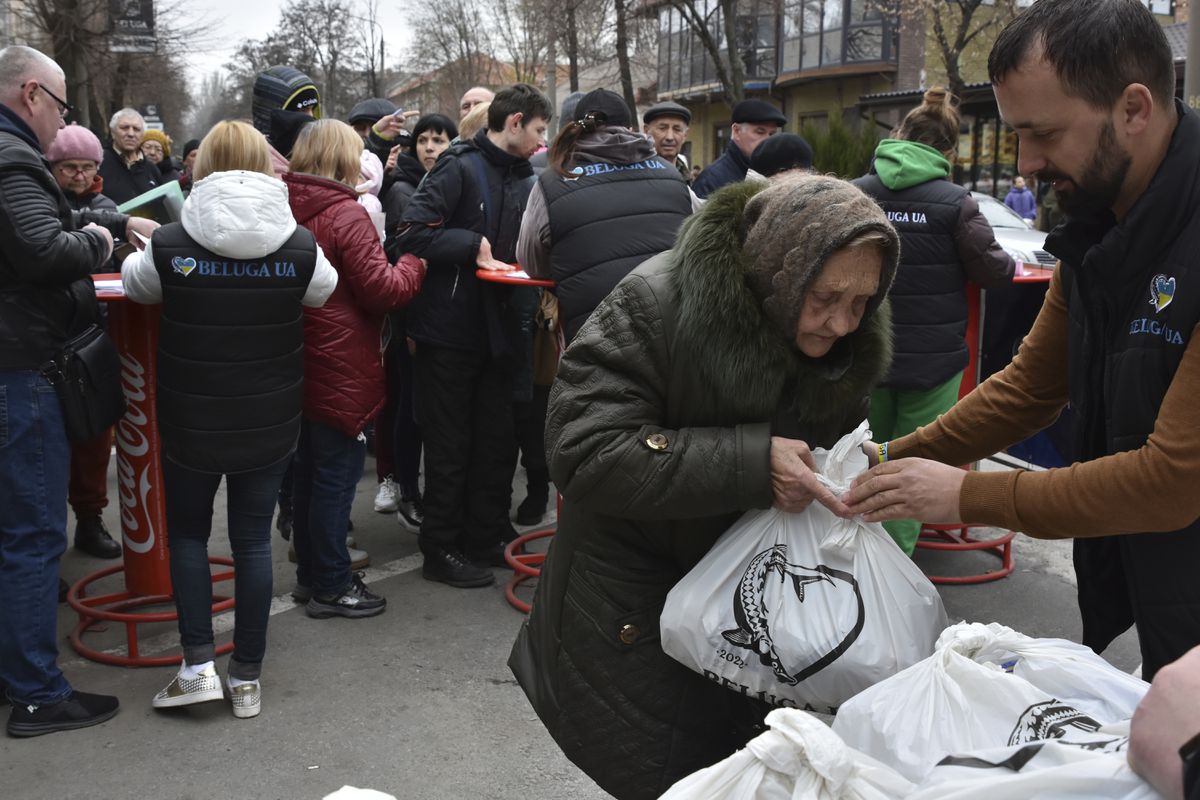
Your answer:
[1054,101,1200,680]
[854,172,1013,390]
[98,147,161,206]
[396,129,534,354]
[692,138,749,199]
[0,104,126,370]
[540,152,692,340]
[150,223,318,474]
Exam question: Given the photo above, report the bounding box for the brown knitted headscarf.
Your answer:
[741,172,899,344]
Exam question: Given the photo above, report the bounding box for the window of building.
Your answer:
[780,0,894,74]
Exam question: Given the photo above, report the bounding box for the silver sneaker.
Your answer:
[373,476,399,513]
[228,680,261,719]
[152,663,223,708]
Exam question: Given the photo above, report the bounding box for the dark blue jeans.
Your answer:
[0,371,72,705]
[162,455,289,681]
[291,419,366,596]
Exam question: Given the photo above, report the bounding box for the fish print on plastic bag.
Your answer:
[721,544,865,686]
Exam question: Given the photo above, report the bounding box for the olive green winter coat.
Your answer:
[509,179,895,800]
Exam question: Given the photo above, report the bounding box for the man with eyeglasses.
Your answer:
[0,45,156,738]
[97,106,161,206]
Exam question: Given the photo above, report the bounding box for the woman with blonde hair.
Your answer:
[122,119,338,719]
[283,119,426,619]
[852,87,1014,554]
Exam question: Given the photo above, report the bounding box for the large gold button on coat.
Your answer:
[619,624,640,644]
[645,433,669,451]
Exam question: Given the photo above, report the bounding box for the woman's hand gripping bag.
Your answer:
[659,421,948,714]
[832,622,1145,783]
[658,708,915,800]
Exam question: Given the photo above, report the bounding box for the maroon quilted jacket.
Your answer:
[284,172,424,437]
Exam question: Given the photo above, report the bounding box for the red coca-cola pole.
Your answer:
[108,300,172,596]
[68,275,234,667]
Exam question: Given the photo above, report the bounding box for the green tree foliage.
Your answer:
[801,114,881,179]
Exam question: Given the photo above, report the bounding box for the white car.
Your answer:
[971,191,1055,269]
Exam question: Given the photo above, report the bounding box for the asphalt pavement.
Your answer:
[0,454,1141,800]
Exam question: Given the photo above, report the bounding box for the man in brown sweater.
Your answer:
[844,0,1200,681]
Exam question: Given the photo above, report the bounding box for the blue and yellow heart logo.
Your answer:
[1151,274,1175,313]
[171,256,197,277]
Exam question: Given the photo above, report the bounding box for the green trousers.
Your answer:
[867,373,964,555]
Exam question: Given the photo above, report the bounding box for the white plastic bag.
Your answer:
[660,421,947,713]
[935,622,1148,722]
[659,708,915,800]
[833,623,1146,783]
[908,725,1161,800]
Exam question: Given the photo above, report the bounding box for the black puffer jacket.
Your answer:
[854,148,1012,393]
[395,129,534,355]
[0,104,126,369]
[509,181,894,800]
[855,141,1013,390]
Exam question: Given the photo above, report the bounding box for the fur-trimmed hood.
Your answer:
[669,178,894,430]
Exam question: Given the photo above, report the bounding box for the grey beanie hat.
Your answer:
[741,172,899,343]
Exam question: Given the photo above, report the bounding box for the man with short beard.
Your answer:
[845,0,1200,686]
[97,107,161,205]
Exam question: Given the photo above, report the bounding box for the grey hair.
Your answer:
[109,107,145,132]
[0,46,63,104]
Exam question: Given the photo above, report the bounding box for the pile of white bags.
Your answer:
[832,622,1150,783]
[659,623,1161,799]
[659,708,915,800]
[660,422,947,713]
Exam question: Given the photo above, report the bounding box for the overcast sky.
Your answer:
[186,0,413,88]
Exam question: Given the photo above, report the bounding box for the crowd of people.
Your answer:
[1,0,1198,797]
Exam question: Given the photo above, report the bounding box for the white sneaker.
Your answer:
[373,477,399,513]
[228,679,261,719]
[349,546,370,570]
[152,663,224,708]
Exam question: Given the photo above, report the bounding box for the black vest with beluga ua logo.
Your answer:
[540,155,691,341]
[1051,99,1200,677]
[150,222,318,475]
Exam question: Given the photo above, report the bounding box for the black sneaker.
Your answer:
[73,516,121,559]
[7,690,119,737]
[305,573,386,619]
[396,493,424,534]
[467,542,513,571]
[423,547,495,588]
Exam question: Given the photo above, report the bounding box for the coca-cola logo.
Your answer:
[115,352,156,554]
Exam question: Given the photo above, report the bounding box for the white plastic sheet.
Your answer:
[660,421,947,713]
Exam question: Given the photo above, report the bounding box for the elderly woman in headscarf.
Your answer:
[509,173,900,800]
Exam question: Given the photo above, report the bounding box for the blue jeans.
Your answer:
[0,371,72,705]
[291,419,366,596]
[162,456,289,681]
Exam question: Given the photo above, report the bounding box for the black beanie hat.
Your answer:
[750,133,814,177]
[252,66,321,135]
[181,138,201,161]
[348,97,396,126]
[575,88,632,128]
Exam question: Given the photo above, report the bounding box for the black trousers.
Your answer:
[415,343,516,553]
[514,383,550,491]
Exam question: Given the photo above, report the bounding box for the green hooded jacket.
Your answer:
[872,138,951,191]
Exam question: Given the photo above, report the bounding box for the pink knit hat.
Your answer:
[45,124,104,164]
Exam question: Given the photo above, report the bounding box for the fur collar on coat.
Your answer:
[669,179,894,429]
